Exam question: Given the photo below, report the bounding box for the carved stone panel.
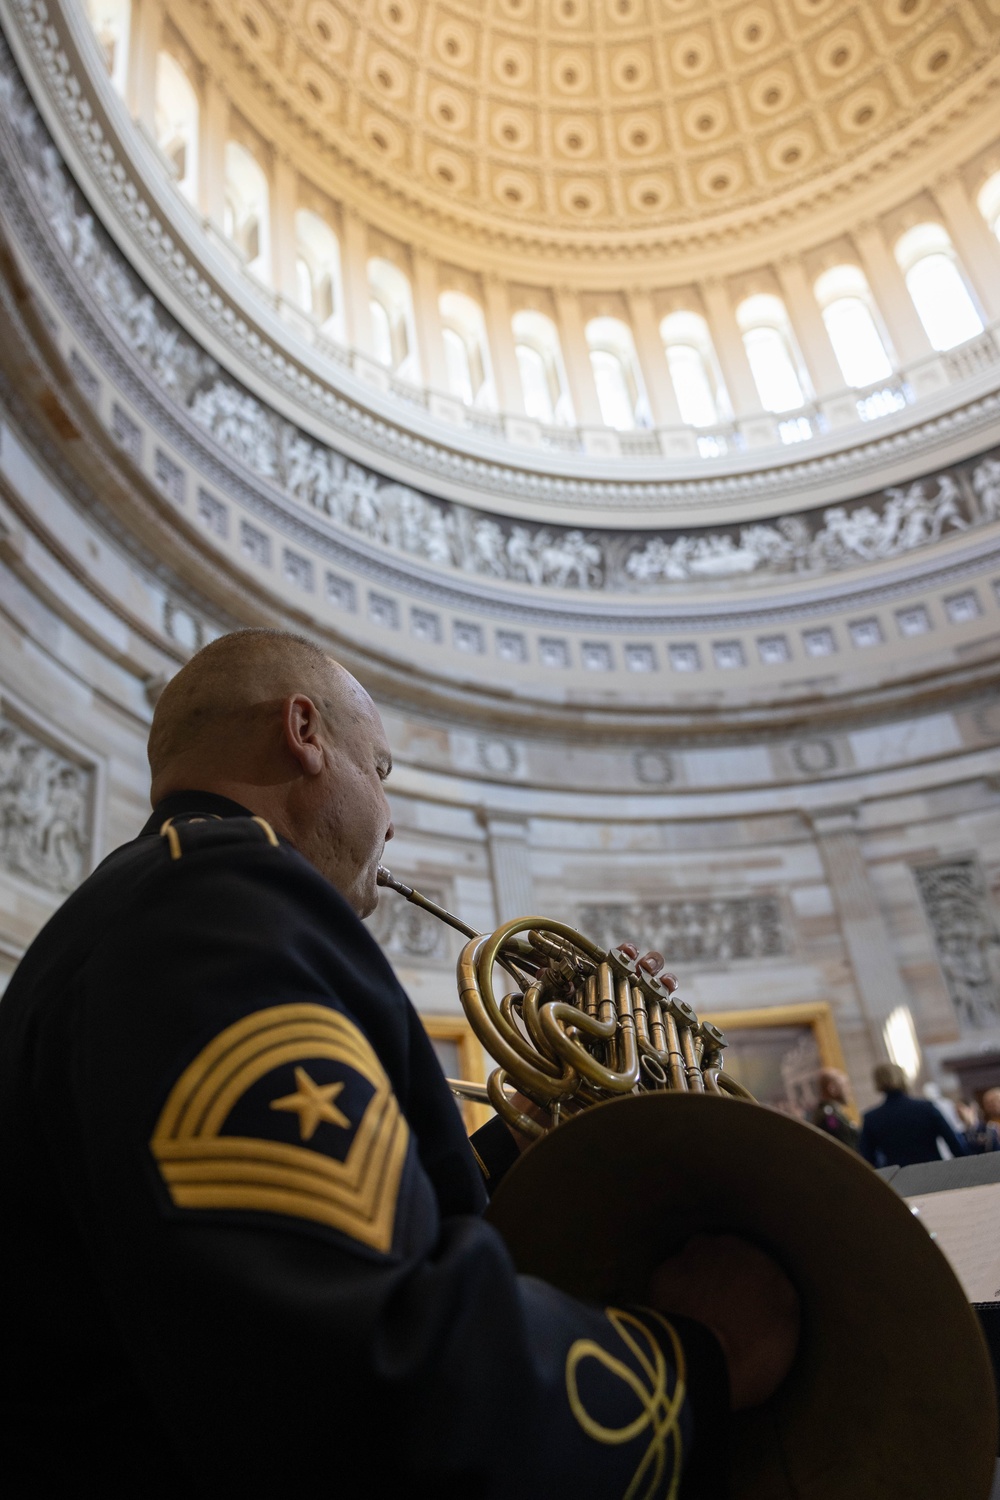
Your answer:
[578,896,786,966]
[0,713,93,894]
[368,884,450,964]
[913,859,1000,1030]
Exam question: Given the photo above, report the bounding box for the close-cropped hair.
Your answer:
[147,628,338,774]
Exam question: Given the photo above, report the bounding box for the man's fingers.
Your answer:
[614,944,678,990]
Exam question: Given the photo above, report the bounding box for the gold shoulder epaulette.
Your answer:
[159,815,280,862]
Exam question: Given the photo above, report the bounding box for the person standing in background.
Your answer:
[965,1087,1000,1153]
[922,1081,967,1139]
[860,1063,969,1168]
[809,1068,860,1152]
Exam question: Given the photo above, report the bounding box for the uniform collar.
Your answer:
[138,790,255,838]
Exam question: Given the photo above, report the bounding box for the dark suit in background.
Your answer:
[860,1089,969,1168]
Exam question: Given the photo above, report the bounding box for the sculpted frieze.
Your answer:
[368,884,450,963]
[0,713,92,895]
[578,896,786,967]
[1,37,997,599]
[913,859,1000,1031]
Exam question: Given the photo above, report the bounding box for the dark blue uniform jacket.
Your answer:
[860,1091,969,1169]
[0,792,726,1497]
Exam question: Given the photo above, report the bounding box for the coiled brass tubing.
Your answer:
[377,864,755,1132]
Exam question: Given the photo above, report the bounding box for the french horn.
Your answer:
[377,866,998,1499]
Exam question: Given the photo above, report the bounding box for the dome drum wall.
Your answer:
[10,209,1000,724]
[3,370,1000,1105]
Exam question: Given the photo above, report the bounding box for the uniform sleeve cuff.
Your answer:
[468,1115,521,1197]
[668,1314,731,1500]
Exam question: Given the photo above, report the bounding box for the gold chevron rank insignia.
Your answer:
[150,1004,409,1252]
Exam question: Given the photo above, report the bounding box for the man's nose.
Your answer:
[384,820,395,843]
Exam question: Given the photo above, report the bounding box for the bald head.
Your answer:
[149,629,357,782]
[148,629,394,913]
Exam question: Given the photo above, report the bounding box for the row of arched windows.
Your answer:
[87,3,1000,436]
[363,241,987,433]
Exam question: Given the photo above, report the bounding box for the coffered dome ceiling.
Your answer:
[181,0,1000,252]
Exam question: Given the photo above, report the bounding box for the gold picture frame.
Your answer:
[703,1001,857,1122]
[422,1002,855,1134]
[421,1015,491,1133]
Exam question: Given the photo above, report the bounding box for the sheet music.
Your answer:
[906,1182,1000,1303]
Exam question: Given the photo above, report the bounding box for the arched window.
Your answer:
[223,141,270,281]
[736,293,810,413]
[813,265,894,389]
[585,317,650,431]
[154,52,199,203]
[512,310,574,426]
[977,170,1000,245]
[294,209,342,334]
[894,223,983,351]
[659,311,729,427]
[85,0,131,95]
[367,258,420,381]
[438,291,496,409]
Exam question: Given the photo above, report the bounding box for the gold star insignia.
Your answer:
[270,1066,351,1140]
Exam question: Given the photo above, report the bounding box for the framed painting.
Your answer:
[703,1002,856,1122]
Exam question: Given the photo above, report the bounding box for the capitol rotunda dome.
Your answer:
[148,0,1000,251]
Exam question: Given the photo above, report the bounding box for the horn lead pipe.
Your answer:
[377,864,481,941]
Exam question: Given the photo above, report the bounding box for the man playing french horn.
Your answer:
[0,628,803,1497]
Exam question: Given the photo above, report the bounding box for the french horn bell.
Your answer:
[377,866,998,1499]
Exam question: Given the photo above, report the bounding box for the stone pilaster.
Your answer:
[126,0,163,131]
[411,249,447,392]
[810,807,912,1062]
[775,256,844,398]
[198,73,228,229]
[700,277,761,418]
[853,220,933,366]
[626,288,684,428]
[553,287,604,428]
[270,153,300,305]
[483,275,525,414]
[931,175,1000,323]
[482,814,535,924]
[701,278,779,446]
[341,207,374,357]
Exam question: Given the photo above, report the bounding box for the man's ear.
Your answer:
[282,694,325,777]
